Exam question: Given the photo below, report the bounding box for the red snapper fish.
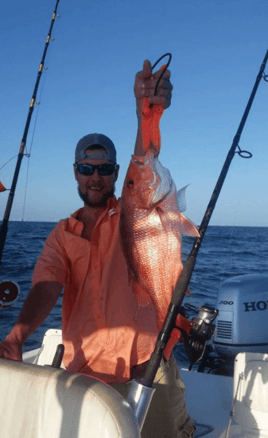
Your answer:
[120,150,199,358]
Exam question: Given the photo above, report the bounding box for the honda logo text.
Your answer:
[243,300,268,312]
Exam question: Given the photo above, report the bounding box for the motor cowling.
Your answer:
[213,274,268,357]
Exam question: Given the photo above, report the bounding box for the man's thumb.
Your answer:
[142,59,152,80]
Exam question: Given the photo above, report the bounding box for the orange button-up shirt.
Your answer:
[32,197,158,383]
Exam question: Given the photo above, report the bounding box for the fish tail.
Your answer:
[141,98,164,156]
[150,104,164,155]
[141,98,152,152]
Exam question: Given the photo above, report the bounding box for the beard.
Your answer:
[78,186,115,208]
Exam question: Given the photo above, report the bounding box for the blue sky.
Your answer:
[1,0,268,226]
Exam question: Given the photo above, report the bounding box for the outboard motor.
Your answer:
[213,274,268,357]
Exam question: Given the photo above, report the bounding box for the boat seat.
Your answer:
[220,352,268,438]
[0,358,140,438]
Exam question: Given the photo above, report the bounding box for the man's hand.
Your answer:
[0,338,23,361]
[0,281,63,363]
[134,59,173,117]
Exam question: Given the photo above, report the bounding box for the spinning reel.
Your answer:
[178,304,218,370]
[0,280,20,309]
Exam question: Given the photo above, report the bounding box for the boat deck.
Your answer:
[181,368,232,437]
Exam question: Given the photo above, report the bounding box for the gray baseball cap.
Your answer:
[75,133,117,163]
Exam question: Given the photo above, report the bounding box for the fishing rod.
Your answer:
[138,48,268,389]
[0,0,60,266]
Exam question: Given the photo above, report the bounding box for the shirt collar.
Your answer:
[68,197,118,234]
[106,196,117,210]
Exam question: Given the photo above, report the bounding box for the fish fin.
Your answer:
[176,184,189,212]
[152,158,172,203]
[132,280,152,306]
[179,213,200,237]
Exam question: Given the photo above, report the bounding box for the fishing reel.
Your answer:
[178,304,218,370]
[0,280,20,309]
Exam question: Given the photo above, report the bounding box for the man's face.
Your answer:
[74,149,119,208]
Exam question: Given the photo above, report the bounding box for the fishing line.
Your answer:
[21,19,59,220]
[25,8,58,158]
[0,156,18,172]
[218,156,252,285]
[21,101,41,217]
[151,53,172,96]
[21,70,48,219]
[21,159,30,222]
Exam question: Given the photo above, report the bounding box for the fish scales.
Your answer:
[120,151,199,358]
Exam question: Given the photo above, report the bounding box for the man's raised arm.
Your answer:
[134,59,173,156]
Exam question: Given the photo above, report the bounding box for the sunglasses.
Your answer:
[74,163,117,176]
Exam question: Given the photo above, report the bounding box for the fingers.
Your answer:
[141,59,152,80]
[0,341,23,361]
[145,76,173,95]
[146,72,173,109]
[134,60,152,100]
[153,65,171,80]
[134,59,173,109]
[148,94,172,109]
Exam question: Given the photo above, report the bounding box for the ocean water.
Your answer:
[0,221,267,369]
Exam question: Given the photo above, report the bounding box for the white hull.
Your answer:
[23,347,233,437]
[22,329,233,437]
[4,328,266,437]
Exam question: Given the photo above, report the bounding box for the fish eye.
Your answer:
[127,180,134,187]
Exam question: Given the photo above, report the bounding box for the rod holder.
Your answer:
[127,380,155,431]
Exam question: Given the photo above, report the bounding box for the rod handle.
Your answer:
[51,344,65,368]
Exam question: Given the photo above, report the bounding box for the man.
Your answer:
[0,60,195,437]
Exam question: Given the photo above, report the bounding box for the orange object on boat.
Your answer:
[0,181,7,193]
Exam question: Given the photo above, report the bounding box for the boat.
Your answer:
[1,275,267,437]
[1,274,267,437]
[0,276,266,437]
[0,272,254,437]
